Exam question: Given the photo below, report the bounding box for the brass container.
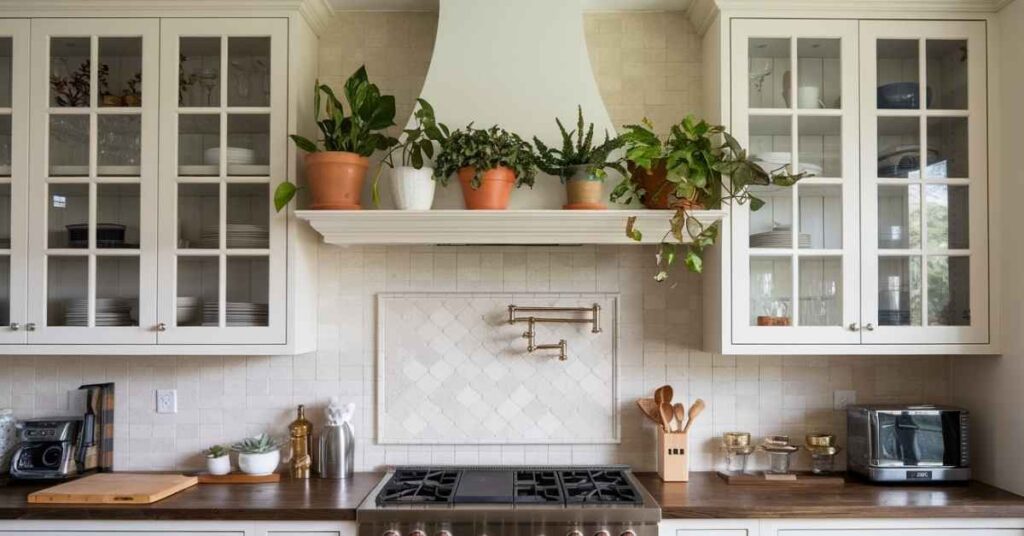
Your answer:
[288,405,313,479]
[806,433,837,448]
[723,431,751,449]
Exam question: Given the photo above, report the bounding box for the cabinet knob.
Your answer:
[848,323,860,331]
[8,323,19,331]
[25,322,35,331]
[865,323,875,331]
[157,322,167,332]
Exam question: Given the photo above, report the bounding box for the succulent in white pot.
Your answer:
[232,434,281,476]
[376,98,450,210]
[204,444,231,476]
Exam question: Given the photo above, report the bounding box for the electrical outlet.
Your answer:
[833,390,856,411]
[156,389,177,414]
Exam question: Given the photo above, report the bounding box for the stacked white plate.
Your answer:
[64,298,135,327]
[198,224,269,248]
[202,302,268,327]
[750,230,812,249]
[204,147,256,166]
[177,296,202,325]
[753,152,824,176]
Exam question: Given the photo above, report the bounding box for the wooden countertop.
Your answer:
[635,472,1024,519]
[0,473,382,521]
[3,471,1024,520]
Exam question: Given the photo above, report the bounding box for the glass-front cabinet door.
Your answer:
[157,19,286,344]
[860,21,988,345]
[27,19,159,344]
[730,19,861,345]
[0,21,28,344]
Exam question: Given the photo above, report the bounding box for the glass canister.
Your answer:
[760,435,799,475]
[805,433,841,475]
[722,432,755,473]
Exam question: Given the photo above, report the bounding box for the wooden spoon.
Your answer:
[682,398,706,434]
[654,385,673,405]
[659,402,674,433]
[673,403,686,432]
[636,398,661,424]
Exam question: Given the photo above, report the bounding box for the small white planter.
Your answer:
[390,166,436,210]
[206,454,231,475]
[237,450,280,476]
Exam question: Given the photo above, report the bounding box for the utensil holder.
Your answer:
[658,429,689,482]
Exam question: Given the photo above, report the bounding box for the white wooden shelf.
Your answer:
[295,209,727,245]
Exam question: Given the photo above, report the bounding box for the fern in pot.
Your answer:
[378,98,450,210]
[534,106,624,210]
[232,433,281,476]
[274,66,398,212]
[433,125,537,210]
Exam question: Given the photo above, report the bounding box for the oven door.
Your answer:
[871,410,963,467]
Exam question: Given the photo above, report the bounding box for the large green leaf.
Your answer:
[274,182,299,212]
[289,135,319,153]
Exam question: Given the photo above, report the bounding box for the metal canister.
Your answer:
[318,420,354,479]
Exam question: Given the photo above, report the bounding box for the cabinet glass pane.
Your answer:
[877,39,921,109]
[50,37,90,108]
[0,37,11,108]
[96,184,139,249]
[877,117,922,179]
[178,183,219,249]
[48,183,89,248]
[749,115,792,173]
[0,256,8,326]
[750,257,792,326]
[178,114,219,176]
[748,186,793,248]
[799,257,842,326]
[226,183,268,249]
[225,256,268,327]
[97,115,141,175]
[928,256,970,326]
[47,256,87,326]
[878,256,922,326]
[0,184,9,248]
[0,115,10,176]
[797,38,841,109]
[227,37,270,107]
[798,185,841,249]
[748,38,790,109]
[180,37,220,107]
[797,116,840,177]
[927,40,967,110]
[226,114,269,176]
[926,185,969,250]
[878,184,921,249]
[927,117,968,179]
[177,256,217,327]
[49,115,89,177]
[95,256,139,326]
[98,37,142,107]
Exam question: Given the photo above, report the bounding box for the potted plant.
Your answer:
[274,66,398,212]
[377,98,450,210]
[232,433,281,476]
[534,106,625,210]
[204,444,230,476]
[611,115,805,279]
[434,125,536,210]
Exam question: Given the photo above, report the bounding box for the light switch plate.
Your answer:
[156,389,177,414]
[833,390,856,410]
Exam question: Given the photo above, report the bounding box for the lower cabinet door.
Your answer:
[779,531,1024,536]
[678,531,751,536]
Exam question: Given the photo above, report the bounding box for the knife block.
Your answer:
[658,429,689,482]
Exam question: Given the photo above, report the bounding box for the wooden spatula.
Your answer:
[682,398,705,434]
[673,403,686,431]
[654,385,673,405]
[659,402,674,433]
[636,398,661,424]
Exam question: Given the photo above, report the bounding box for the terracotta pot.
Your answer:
[305,151,370,210]
[563,165,606,210]
[631,160,677,209]
[457,166,516,210]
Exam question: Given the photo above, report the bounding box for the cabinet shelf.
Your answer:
[296,209,727,246]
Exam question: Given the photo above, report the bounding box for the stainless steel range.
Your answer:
[357,466,661,536]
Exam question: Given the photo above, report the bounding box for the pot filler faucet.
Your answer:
[507,304,601,361]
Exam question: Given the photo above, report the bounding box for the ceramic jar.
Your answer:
[237,450,280,476]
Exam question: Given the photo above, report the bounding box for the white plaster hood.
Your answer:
[417,0,618,209]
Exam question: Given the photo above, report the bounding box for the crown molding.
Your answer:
[685,0,719,35]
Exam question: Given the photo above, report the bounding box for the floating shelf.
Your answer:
[295,209,727,246]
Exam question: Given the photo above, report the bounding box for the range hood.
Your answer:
[416,0,618,209]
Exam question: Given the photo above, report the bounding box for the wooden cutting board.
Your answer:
[28,473,199,504]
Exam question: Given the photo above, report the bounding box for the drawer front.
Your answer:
[677,531,751,536]
[779,531,1024,536]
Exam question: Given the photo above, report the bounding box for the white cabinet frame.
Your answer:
[0,19,29,344]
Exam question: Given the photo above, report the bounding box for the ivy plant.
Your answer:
[274,66,399,211]
[373,98,451,205]
[533,106,625,182]
[433,125,537,189]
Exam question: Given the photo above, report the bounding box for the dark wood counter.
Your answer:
[0,472,382,521]
[636,472,1024,519]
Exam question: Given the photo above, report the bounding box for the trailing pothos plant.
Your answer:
[433,125,537,188]
[533,106,625,181]
[274,66,399,211]
[373,97,450,205]
[612,115,806,280]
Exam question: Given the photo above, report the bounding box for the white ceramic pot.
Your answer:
[206,454,231,475]
[390,166,436,210]
[237,450,280,476]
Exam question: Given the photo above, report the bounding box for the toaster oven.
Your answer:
[847,404,970,482]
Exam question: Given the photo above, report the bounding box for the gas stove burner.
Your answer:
[514,470,563,504]
[560,469,642,504]
[375,469,460,504]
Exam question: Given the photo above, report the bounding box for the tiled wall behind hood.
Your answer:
[0,12,952,473]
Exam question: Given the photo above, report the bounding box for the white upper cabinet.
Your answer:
[0,20,28,344]
[718,17,992,355]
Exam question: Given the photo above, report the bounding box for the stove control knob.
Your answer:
[382,530,401,536]
[407,531,425,536]
[567,530,584,536]
[620,530,637,536]
[594,530,611,536]
[435,531,452,536]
